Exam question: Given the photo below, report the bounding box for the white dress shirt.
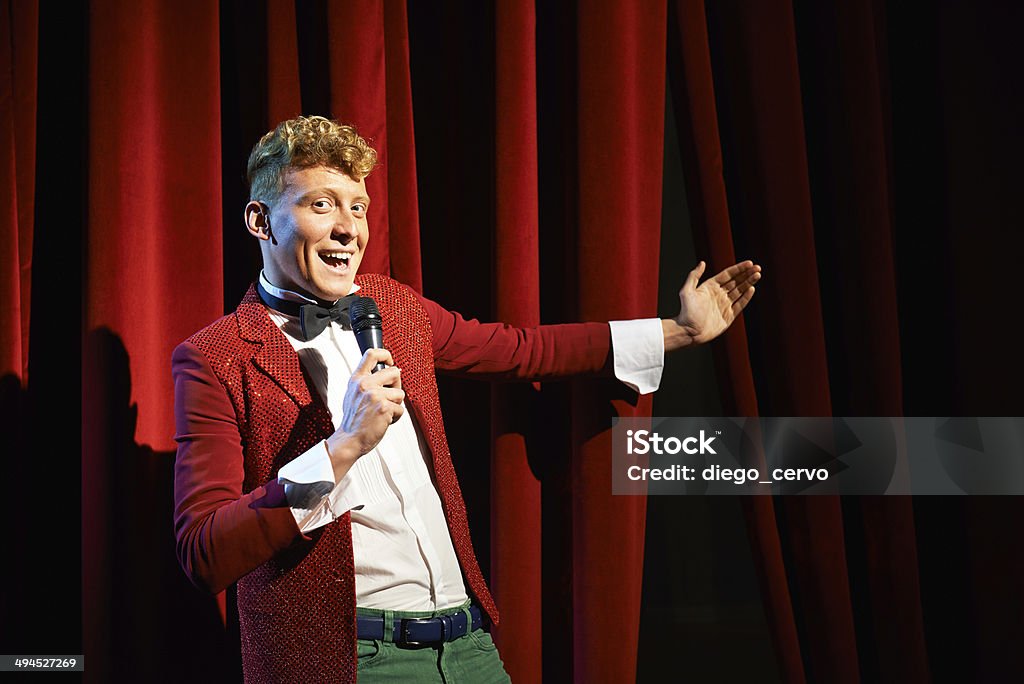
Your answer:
[264,272,664,611]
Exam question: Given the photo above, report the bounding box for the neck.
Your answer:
[259,271,340,307]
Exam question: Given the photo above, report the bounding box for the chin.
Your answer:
[314,280,354,302]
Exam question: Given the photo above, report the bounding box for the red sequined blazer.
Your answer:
[172,274,611,683]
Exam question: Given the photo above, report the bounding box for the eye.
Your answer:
[351,203,367,214]
[312,198,334,211]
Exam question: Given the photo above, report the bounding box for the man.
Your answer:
[173,116,760,683]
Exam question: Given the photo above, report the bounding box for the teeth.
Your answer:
[322,252,351,261]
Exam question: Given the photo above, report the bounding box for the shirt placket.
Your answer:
[334,323,447,607]
[375,424,449,607]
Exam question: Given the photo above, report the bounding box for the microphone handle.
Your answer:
[355,326,387,373]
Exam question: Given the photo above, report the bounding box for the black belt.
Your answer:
[356,605,484,647]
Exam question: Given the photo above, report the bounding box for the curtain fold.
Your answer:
[670,2,805,681]
[83,2,224,681]
[326,0,390,277]
[85,0,224,450]
[265,0,302,124]
[0,0,36,382]
[572,1,666,681]
[796,0,929,680]
[381,0,422,292]
[489,1,543,682]
[320,0,421,288]
[706,1,862,681]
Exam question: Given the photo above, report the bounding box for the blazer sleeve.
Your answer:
[172,341,308,594]
[414,291,612,380]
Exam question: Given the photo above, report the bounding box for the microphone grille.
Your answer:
[349,296,383,332]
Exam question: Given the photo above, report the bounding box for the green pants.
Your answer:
[355,603,511,683]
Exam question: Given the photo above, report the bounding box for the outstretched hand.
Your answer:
[664,260,761,351]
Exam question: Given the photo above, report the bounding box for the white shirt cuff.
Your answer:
[279,440,364,532]
[609,318,665,395]
[279,439,336,485]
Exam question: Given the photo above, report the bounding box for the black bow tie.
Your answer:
[256,281,359,341]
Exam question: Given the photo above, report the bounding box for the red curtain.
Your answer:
[490,1,543,681]
[1,0,1019,681]
[683,0,927,680]
[0,0,35,382]
[83,2,224,681]
[85,0,223,452]
[570,2,666,682]
[706,2,863,681]
[669,3,805,681]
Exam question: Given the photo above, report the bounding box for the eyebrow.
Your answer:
[295,188,371,206]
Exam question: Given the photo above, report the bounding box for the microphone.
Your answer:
[349,297,387,372]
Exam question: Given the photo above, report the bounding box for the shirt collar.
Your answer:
[258,270,360,309]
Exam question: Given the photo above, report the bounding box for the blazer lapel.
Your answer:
[235,285,314,408]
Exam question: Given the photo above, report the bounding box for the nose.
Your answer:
[332,212,359,240]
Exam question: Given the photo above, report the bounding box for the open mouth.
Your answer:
[319,251,352,270]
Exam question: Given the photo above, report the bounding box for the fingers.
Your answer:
[731,286,756,315]
[714,260,758,286]
[353,348,395,377]
[358,365,402,392]
[684,261,707,290]
[358,382,406,427]
[353,349,402,393]
[380,387,406,404]
[379,387,406,424]
[697,258,758,315]
[339,351,407,453]
[374,381,406,424]
[375,366,402,390]
[721,265,762,294]
[728,270,761,300]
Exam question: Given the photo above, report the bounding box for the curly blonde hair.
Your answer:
[247,115,378,202]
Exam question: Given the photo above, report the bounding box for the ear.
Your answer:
[245,201,271,241]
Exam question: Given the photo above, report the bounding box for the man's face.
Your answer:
[253,165,369,302]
